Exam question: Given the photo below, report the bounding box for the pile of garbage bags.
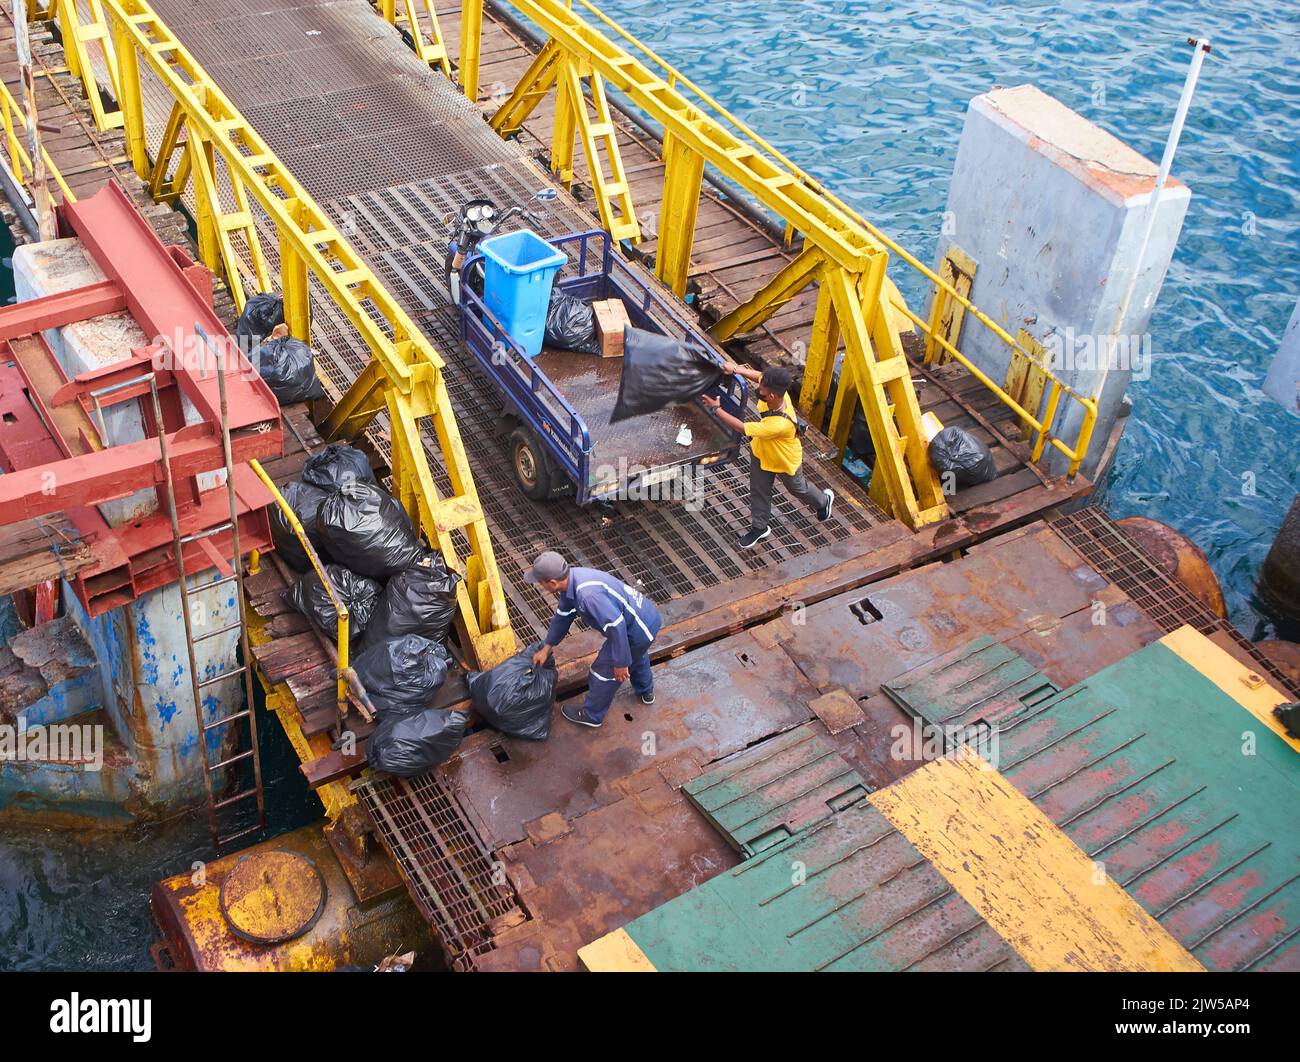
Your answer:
[928,425,997,488]
[611,326,723,423]
[264,443,568,776]
[237,292,327,405]
[264,445,470,775]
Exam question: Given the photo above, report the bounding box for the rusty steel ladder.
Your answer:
[145,328,265,851]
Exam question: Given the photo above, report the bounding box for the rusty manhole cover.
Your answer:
[219,850,327,945]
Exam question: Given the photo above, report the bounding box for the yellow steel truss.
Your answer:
[378,0,450,77]
[52,0,122,131]
[98,0,515,668]
[461,1,1103,519]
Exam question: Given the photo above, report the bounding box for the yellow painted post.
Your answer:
[321,359,388,440]
[570,68,640,242]
[489,38,560,137]
[459,0,483,101]
[110,12,148,179]
[825,265,920,527]
[798,278,840,428]
[187,130,221,278]
[656,135,704,296]
[280,200,311,341]
[865,262,946,520]
[551,54,579,188]
[149,102,187,202]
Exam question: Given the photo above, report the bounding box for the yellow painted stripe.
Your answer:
[869,750,1203,972]
[1159,625,1299,755]
[578,927,657,972]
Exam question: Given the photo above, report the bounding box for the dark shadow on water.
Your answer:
[0,688,323,972]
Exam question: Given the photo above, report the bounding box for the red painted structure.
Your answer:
[0,183,282,614]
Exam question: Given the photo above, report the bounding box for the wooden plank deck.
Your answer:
[0,11,191,246]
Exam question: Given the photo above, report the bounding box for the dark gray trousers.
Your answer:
[749,455,827,530]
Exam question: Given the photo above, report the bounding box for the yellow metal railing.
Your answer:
[0,77,76,204]
[545,2,1098,477]
[472,2,1099,481]
[903,282,1099,476]
[85,0,515,668]
[249,460,351,723]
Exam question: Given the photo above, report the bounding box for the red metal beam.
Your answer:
[61,182,281,435]
[0,279,126,341]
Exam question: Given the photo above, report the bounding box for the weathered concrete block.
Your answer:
[936,85,1190,478]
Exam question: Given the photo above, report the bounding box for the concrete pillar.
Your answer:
[8,236,243,813]
[1259,495,1300,622]
[936,85,1191,479]
[1264,297,1300,417]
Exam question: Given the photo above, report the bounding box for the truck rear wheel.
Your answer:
[509,427,555,501]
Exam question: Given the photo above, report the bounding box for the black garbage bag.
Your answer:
[465,640,557,741]
[235,292,284,350]
[269,480,331,572]
[928,425,997,488]
[301,443,375,491]
[367,706,468,776]
[610,326,723,423]
[353,633,450,716]
[252,336,326,404]
[544,289,599,355]
[361,552,463,651]
[284,563,381,641]
[316,481,425,579]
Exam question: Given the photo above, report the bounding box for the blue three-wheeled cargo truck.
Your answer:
[457,228,747,506]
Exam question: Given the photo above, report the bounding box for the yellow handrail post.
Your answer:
[460,0,483,101]
[249,460,351,724]
[798,276,840,428]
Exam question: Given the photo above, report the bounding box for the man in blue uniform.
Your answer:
[526,551,661,729]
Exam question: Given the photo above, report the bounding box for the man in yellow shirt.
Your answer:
[702,362,834,548]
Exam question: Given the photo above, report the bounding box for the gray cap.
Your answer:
[523,550,569,585]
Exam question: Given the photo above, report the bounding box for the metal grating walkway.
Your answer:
[354,772,523,968]
[144,0,888,640]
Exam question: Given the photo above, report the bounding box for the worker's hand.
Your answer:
[700,395,721,411]
[721,359,738,375]
[614,666,630,683]
[531,644,552,667]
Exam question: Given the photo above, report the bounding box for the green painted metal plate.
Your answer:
[683,723,870,857]
[882,634,1058,734]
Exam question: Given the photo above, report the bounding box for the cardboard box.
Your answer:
[592,298,630,358]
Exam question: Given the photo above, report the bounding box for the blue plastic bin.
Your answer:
[479,229,568,358]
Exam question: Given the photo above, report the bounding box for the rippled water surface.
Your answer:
[591,0,1300,635]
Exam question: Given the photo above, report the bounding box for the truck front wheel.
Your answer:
[509,427,555,502]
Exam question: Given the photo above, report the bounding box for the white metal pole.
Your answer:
[1095,37,1211,402]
